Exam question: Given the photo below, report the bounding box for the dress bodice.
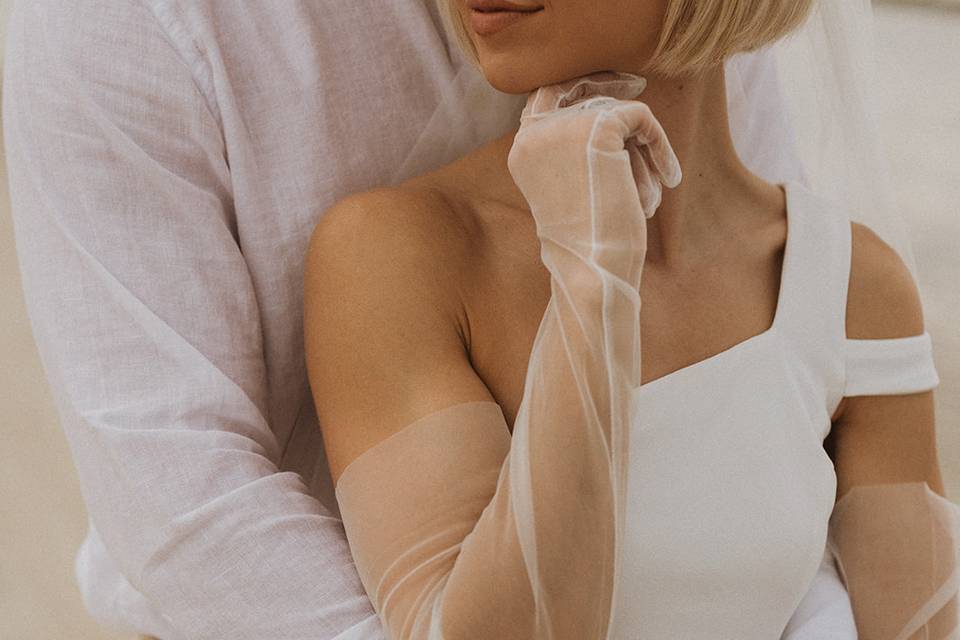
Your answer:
[610,180,941,638]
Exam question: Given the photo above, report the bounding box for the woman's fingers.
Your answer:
[554,72,648,109]
[521,71,649,119]
[628,143,663,217]
[609,102,683,189]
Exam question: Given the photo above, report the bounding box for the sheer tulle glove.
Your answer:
[501,70,682,639]
[826,481,959,639]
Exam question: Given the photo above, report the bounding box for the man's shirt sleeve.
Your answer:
[2,2,384,638]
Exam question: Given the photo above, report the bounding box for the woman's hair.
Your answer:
[437,0,816,77]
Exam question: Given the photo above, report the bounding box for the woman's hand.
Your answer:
[507,70,682,285]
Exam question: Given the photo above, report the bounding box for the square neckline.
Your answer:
[633,180,796,394]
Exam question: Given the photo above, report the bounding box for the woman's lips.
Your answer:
[469,8,542,37]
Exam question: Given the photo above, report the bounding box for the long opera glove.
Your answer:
[826,481,960,639]
[332,71,681,639]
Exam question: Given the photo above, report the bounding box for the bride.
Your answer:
[304,0,957,638]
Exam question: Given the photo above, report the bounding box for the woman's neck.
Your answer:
[636,64,779,267]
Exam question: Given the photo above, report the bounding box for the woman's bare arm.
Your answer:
[832,222,943,496]
[304,187,497,487]
[828,222,956,639]
[304,74,680,639]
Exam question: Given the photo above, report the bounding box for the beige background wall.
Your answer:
[1,2,958,638]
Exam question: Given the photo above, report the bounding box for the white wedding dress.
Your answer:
[609,179,940,638]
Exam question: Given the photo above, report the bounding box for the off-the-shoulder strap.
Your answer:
[844,332,940,397]
[775,181,850,416]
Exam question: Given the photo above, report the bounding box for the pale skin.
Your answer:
[305,0,946,518]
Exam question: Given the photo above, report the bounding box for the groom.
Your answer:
[3,1,854,638]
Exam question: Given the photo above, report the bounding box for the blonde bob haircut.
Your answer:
[438,0,816,78]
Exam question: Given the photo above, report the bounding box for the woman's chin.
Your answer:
[479,64,545,96]
[480,60,596,96]
[478,57,621,95]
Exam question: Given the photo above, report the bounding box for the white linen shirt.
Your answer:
[2,1,854,638]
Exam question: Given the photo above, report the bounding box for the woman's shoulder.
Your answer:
[845,220,925,341]
[304,185,496,481]
[311,183,478,265]
[308,181,489,302]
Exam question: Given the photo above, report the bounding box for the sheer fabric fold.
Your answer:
[333,71,681,640]
[827,482,959,640]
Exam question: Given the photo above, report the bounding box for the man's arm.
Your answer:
[3,2,382,638]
